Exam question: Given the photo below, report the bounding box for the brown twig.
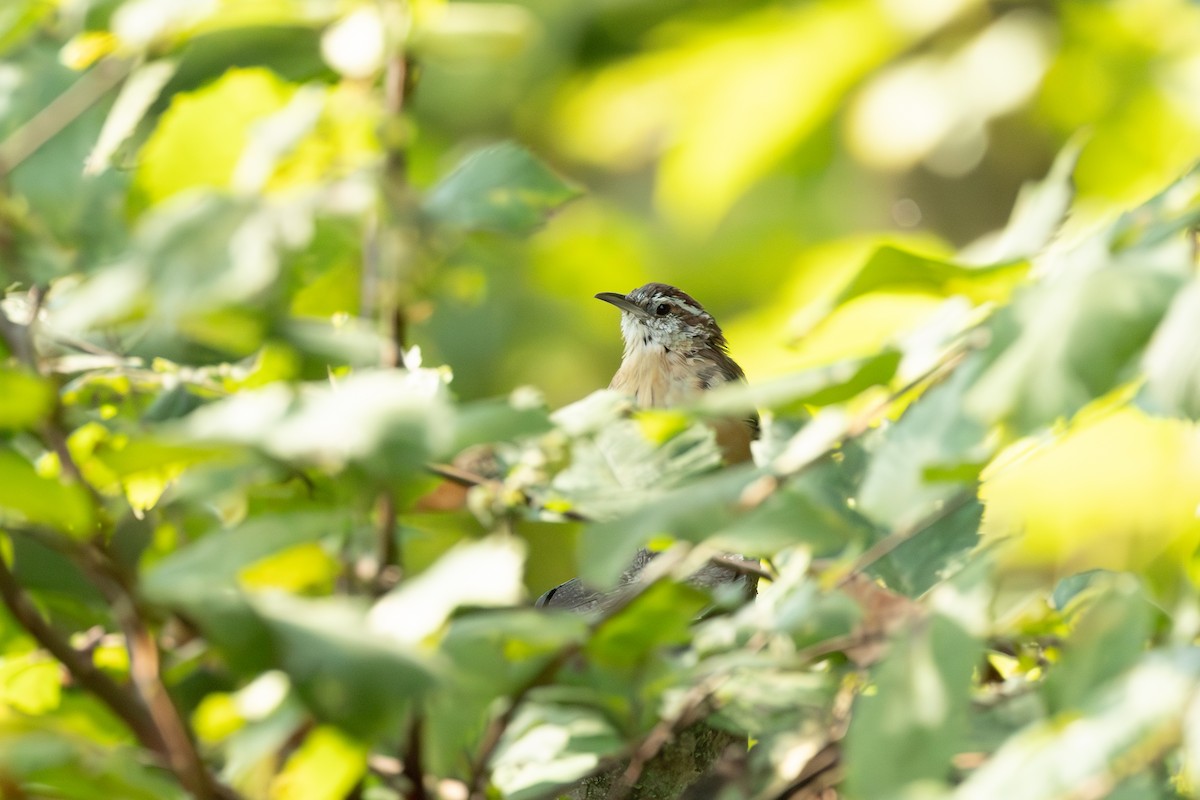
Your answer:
[0,551,164,754]
[836,489,977,588]
[0,299,235,799]
[0,58,131,175]
[605,675,727,800]
[118,594,232,800]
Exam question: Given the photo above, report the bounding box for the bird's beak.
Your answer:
[595,292,647,317]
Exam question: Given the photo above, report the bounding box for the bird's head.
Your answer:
[595,282,728,356]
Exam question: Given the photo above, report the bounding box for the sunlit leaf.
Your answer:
[980,408,1200,591]
[833,246,1029,307]
[0,367,54,430]
[552,2,904,228]
[0,449,94,536]
[142,511,355,605]
[269,726,367,800]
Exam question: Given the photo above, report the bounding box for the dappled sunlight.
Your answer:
[982,407,1200,587]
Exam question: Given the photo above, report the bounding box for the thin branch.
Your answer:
[0,300,235,798]
[0,58,131,175]
[118,594,232,800]
[0,549,164,754]
[836,488,977,587]
[604,675,726,800]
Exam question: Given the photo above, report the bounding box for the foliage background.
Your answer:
[3,0,1200,799]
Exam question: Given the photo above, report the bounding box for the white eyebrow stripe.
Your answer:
[660,296,702,316]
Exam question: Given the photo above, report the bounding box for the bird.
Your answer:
[594,282,757,464]
[537,283,758,611]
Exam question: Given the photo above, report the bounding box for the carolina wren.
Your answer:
[596,282,757,463]
[536,284,757,611]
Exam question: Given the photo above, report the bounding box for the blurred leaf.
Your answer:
[368,535,526,645]
[858,358,989,529]
[552,2,904,228]
[578,465,757,586]
[452,395,552,452]
[180,369,454,477]
[85,60,177,176]
[490,701,624,800]
[586,580,709,667]
[1141,279,1200,419]
[967,184,1193,434]
[970,136,1083,263]
[411,3,537,62]
[954,651,1200,800]
[0,367,54,430]
[250,593,435,740]
[834,247,1029,308]
[980,408,1200,590]
[141,510,354,606]
[0,45,129,270]
[0,448,94,536]
[0,655,61,714]
[134,67,296,204]
[162,25,331,97]
[1042,576,1153,715]
[845,614,981,798]
[0,0,52,55]
[269,726,367,800]
[424,141,581,235]
[872,498,982,597]
[0,730,186,800]
[695,350,901,420]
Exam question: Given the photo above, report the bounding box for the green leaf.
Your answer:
[549,405,725,523]
[844,614,981,798]
[85,60,178,176]
[452,395,552,452]
[1141,279,1200,419]
[1042,576,1154,715]
[0,0,52,55]
[367,536,527,645]
[269,726,367,800]
[586,580,710,667]
[423,141,581,235]
[141,510,355,605]
[578,465,757,586]
[0,449,94,536]
[694,350,901,420]
[871,499,982,597]
[490,701,625,800]
[971,136,1083,263]
[834,246,1030,307]
[858,358,989,529]
[180,369,454,478]
[0,367,54,430]
[956,650,1200,800]
[249,593,436,740]
[966,177,1196,434]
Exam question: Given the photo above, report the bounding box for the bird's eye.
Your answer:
[655,303,670,316]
